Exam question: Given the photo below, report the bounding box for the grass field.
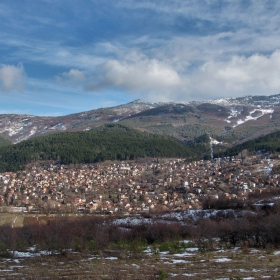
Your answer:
[0,244,279,279]
[0,213,279,279]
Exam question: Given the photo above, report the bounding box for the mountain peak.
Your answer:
[129,99,152,105]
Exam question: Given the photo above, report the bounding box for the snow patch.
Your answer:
[29,126,37,136]
[171,259,189,264]
[113,118,122,122]
[226,108,274,128]
[215,258,231,262]
[104,256,118,260]
[50,123,66,130]
[210,136,222,145]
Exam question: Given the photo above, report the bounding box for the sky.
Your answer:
[1,0,280,116]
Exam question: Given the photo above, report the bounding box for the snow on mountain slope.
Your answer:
[225,108,274,128]
[0,94,280,144]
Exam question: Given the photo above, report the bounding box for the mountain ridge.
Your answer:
[1,93,280,145]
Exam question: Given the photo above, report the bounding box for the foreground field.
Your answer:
[0,210,280,279]
[0,245,279,279]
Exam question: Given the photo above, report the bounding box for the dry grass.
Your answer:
[0,213,82,227]
[0,247,279,279]
[0,213,25,227]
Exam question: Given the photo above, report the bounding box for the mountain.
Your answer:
[1,94,280,146]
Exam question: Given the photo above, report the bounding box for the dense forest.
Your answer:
[1,125,279,173]
[0,136,11,148]
[0,124,200,172]
[217,130,280,157]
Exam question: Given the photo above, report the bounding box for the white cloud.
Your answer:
[85,56,183,101]
[61,69,86,82]
[187,50,280,100]
[83,50,280,102]
[0,63,26,92]
[55,69,88,89]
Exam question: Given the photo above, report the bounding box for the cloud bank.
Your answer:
[80,50,280,102]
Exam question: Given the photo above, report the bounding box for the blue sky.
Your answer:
[1,0,280,116]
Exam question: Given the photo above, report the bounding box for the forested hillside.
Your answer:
[0,136,11,148]
[218,130,280,157]
[0,124,196,172]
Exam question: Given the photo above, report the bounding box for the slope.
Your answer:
[219,130,280,157]
[0,124,194,172]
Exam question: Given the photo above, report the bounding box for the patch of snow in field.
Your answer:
[113,217,152,225]
[132,263,140,268]
[186,248,199,252]
[9,265,25,269]
[240,269,250,272]
[173,252,194,257]
[180,240,193,244]
[273,251,280,255]
[104,256,118,260]
[160,251,169,255]
[171,259,189,264]
[11,251,52,258]
[249,249,261,253]
[215,258,231,262]
[182,273,196,277]
[10,248,54,258]
[11,251,36,258]
[143,247,152,254]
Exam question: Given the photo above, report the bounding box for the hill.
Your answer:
[218,130,280,157]
[0,124,198,172]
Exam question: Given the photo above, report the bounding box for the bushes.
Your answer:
[0,217,191,254]
[202,197,245,210]
[1,210,280,255]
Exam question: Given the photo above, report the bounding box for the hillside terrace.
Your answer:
[0,154,279,214]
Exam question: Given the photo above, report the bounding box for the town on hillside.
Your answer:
[0,151,279,214]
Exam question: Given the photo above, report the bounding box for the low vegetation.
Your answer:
[1,205,280,278]
[1,202,280,255]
